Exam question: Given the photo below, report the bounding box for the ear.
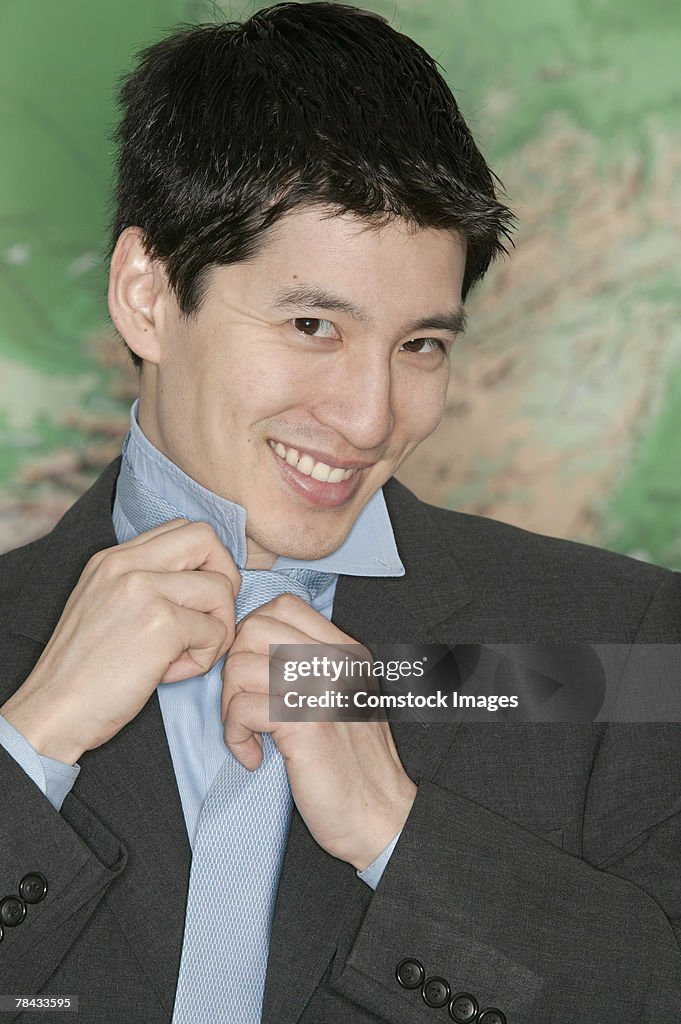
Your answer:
[107,227,169,365]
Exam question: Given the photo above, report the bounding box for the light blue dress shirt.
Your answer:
[0,401,405,887]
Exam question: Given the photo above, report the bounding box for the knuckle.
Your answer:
[86,548,116,578]
[237,615,254,639]
[192,647,217,674]
[238,616,266,648]
[212,617,229,648]
[228,567,243,594]
[271,593,301,612]
[229,690,252,718]
[117,569,148,600]
[84,549,105,571]
[217,571,239,599]
[223,649,248,684]
[138,595,174,635]
[191,521,218,543]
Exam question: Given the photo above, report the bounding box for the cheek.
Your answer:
[223,359,314,429]
[395,369,449,441]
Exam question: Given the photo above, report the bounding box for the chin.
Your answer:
[254,521,348,563]
[277,535,345,561]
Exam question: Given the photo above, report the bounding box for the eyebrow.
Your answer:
[269,284,467,336]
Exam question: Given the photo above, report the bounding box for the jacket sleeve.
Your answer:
[331,769,681,1023]
[330,576,681,1024]
[0,742,126,1002]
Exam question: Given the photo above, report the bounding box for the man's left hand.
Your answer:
[221,593,417,871]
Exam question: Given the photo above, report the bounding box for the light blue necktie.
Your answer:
[117,464,334,1023]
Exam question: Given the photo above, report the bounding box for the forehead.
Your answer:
[207,205,467,315]
[257,204,464,268]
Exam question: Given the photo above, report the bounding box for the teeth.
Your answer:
[297,454,315,476]
[270,441,359,483]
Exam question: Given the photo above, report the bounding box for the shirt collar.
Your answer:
[119,400,404,578]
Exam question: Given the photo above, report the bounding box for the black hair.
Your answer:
[110,1,514,369]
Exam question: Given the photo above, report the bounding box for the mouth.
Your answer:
[267,439,371,507]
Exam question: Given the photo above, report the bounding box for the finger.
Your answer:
[225,626,332,717]
[221,650,269,722]
[238,592,351,645]
[232,613,317,658]
[99,520,242,595]
[138,569,237,641]
[223,690,277,770]
[222,649,304,725]
[82,519,190,579]
[159,605,229,683]
[234,611,363,669]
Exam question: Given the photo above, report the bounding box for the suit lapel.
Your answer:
[74,693,191,1014]
[7,459,191,1014]
[263,476,474,1024]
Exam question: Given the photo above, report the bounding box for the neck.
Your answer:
[245,547,278,571]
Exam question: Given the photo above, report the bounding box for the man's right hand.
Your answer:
[0,519,240,765]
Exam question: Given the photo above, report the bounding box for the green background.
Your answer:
[1,0,680,565]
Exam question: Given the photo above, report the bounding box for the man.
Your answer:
[0,3,679,1022]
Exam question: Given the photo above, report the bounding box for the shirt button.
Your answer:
[19,873,48,904]
[0,896,26,927]
[479,1010,507,1024]
[449,992,479,1022]
[422,977,450,1008]
[395,958,425,989]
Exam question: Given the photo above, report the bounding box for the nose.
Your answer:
[312,349,395,453]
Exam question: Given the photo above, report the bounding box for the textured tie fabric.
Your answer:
[117,463,334,1022]
[172,568,332,1024]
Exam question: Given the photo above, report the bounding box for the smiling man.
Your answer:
[0,4,680,1024]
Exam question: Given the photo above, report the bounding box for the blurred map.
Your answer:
[1,0,681,566]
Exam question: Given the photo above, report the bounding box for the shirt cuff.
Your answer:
[0,714,80,811]
[356,829,402,891]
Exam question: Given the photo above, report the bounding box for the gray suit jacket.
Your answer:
[1,458,680,1023]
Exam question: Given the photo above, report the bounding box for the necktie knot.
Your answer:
[237,566,335,621]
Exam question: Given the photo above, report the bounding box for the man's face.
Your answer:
[140,207,467,568]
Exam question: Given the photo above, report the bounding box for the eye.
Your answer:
[291,317,339,338]
[400,337,447,355]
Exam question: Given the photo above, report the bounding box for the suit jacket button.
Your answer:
[0,896,26,927]
[0,922,3,942]
[423,977,450,1008]
[449,992,478,1022]
[19,873,48,904]
[395,958,425,989]
[479,1010,506,1024]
